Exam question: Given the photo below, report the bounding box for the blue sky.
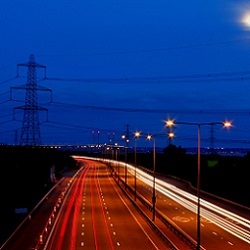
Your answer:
[1,0,250,148]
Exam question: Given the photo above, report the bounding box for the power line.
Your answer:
[2,68,250,86]
[46,101,250,115]
[44,70,250,84]
[36,38,250,58]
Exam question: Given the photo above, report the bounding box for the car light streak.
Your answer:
[71,164,86,249]
[52,164,90,249]
[88,162,116,250]
[90,164,100,249]
[133,166,250,244]
[94,164,115,250]
[76,156,250,244]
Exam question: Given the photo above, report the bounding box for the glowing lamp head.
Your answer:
[168,132,175,138]
[165,119,175,127]
[134,131,140,138]
[146,134,152,140]
[223,120,233,129]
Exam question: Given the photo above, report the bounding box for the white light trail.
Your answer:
[75,156,250,244]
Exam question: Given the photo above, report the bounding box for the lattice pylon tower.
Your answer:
[14,54,50,146]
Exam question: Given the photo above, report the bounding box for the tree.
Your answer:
[163,144,186,157]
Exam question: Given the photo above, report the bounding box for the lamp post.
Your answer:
[146,134,157,221]
[134,131,140,201]
[152,137,156,221]
[147,132,172,221]
[114,143,120,182]
[121,135,129,189]
[165,118,232,250]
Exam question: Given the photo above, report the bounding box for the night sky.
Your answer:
[1,0,250,148]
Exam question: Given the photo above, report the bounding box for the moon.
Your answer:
[242,12,250,28]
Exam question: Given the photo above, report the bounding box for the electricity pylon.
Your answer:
[13,54,51,146]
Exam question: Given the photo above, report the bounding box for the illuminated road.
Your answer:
[1,156,249,250]
[43,159,170,250]
[97,157,250,250]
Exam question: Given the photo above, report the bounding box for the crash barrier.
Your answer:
[33,168,82,250]
[33,192,65,249]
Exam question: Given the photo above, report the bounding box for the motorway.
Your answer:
[1,156,249,250]
[43,159,169,250]
[1,158,173,250]
[99,157,250,250]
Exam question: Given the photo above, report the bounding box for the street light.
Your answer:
[146,134,157,221]
[136,131,175,220]
[121,134,130,189]
[134,131,140,201]
[147,132,173,221]
[114,143,120,182]
[165,118,232,250]
[168,130,175,145]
